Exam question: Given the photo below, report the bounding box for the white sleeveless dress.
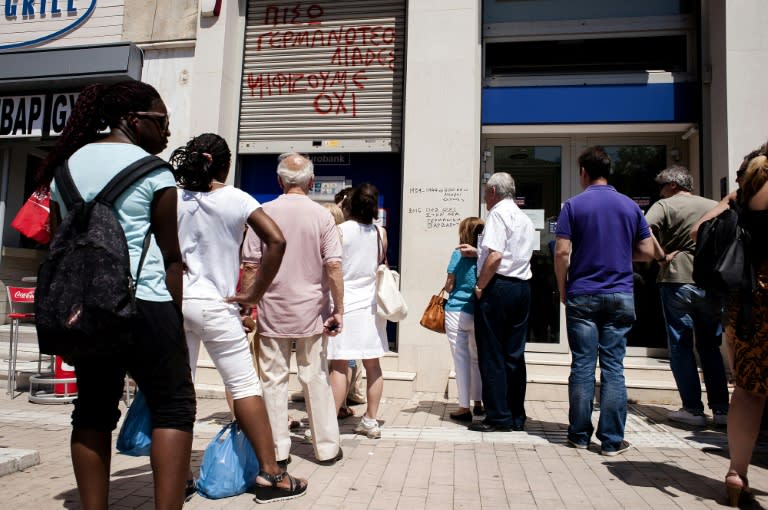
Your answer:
[327,220,389,360]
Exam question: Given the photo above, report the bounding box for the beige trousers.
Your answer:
[258,333,340,461]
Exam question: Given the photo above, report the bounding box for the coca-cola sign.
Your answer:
[11,287,35,302]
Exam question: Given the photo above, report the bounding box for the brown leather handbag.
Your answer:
[419,289,447,333]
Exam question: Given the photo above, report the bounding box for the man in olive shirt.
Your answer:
[646,165,729,427]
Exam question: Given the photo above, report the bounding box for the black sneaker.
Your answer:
[567,438,588,449]
[184,479,196,502]
[601,440,632,457]
[714,411,728,427]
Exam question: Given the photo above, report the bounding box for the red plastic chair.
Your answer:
[6,286,35,397]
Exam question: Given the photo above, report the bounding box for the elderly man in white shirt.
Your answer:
[468,172,535,432]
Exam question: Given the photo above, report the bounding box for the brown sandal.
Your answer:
[337,407,354,420]
[725,471,751,507]
[253,471,307,504]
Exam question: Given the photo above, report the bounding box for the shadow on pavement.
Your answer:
[605,460,766,509]
[54,470,156,509]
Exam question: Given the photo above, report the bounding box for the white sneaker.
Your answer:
[354,417,381,439]
[714,411,728,427]
[668,408,706,427]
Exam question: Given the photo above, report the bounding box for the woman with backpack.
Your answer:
[172,133,308,503]
[35,81,195,510]
[724,152,768,506]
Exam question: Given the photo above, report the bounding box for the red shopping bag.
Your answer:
[11,188,51,244]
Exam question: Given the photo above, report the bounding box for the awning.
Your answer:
[0,42,143,94]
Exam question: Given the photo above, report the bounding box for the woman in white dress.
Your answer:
[172,133,308,503]
[328,183,389,439]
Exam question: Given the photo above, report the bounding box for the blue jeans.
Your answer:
[659,283,729,414]
[566,293,634,451]
[474,277,530,429]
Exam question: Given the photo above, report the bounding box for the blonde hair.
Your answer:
[323,202,344,225]
[458,217,484,246]
[741,154,768,206]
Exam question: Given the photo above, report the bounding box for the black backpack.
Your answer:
[36,155,168,358]
[692,204,755,295]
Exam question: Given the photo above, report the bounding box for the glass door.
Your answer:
[485,135,681,356]
[486,139,570,352]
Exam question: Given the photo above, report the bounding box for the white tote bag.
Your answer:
[374,226,408,322]
[376,264,408,321]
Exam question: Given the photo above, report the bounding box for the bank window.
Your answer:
[485,35,688,77]
[604,144,667,212]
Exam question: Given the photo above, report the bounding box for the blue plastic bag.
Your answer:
[196,421,261,499]
[116,390,152,456]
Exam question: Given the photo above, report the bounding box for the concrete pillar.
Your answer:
[187,0,246,183]
[398,0,482,391]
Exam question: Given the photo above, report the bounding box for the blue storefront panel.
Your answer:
[482,82,698,125]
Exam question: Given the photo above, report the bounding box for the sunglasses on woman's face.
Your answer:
[134,111,170,131]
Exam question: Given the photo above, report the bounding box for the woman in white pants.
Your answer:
[443,217,485,422]
[173,133,308,503]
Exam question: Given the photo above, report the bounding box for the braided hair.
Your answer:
[35,80,162,188]
[170,133,231,192]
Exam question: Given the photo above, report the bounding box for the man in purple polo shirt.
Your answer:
[554,146,656,457]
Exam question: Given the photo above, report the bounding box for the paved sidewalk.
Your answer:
[0,390,766,509]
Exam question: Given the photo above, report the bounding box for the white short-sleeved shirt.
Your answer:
[177,186,261,301]
[477,198,535,280]
[50,143,177,301]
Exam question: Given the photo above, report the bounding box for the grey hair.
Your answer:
[277,152,314,188]
[655,165,692,192]
[486,172,516,198]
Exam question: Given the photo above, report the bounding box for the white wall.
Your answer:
[707,0,768,198]
[186,0,246,178]
[141,47,195,160]
[725,1,768,180]
[398,0,482,391]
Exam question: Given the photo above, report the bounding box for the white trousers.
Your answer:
[184,299,262,399]
[445,310,482,408]
[259,334,340,461]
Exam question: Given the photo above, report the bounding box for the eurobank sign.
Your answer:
[0,92,77,138]
[1,0,97,50]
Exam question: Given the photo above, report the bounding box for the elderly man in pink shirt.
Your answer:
[241,153,344,466]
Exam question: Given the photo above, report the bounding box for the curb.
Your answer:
[0,447,40,477]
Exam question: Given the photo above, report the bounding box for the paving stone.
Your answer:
[2,391,768,509]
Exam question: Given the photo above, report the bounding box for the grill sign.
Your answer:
[1,0,97,50]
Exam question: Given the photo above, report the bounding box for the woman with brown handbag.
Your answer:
[443,217,485,422]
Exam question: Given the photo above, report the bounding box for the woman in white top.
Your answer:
[172,133,307,503]
[327,183,389,439]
